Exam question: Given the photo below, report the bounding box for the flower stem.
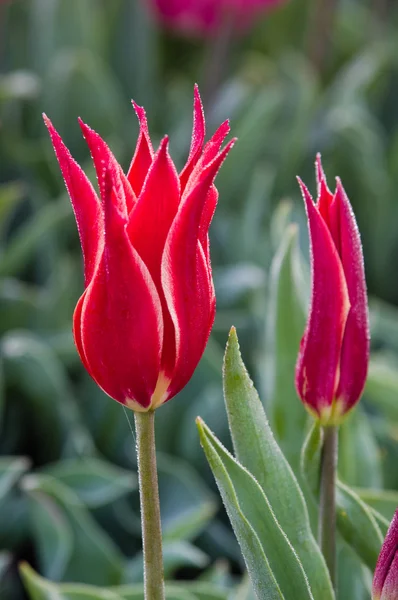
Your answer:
[134,410,165,600]
[318,425,338,589]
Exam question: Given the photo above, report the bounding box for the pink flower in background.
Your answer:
[295,155,370,425]
[372,509,398,600]
[148,0,287,36]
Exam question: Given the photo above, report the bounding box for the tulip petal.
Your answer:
[162,140,234,401]
[380,552,398,600]
[315,154,334,233]
[78,163,163,409]
[79,119,136,215]
[200,185,218,266]
[295,180,350,421]
[128,137,180,377]
[73,291,93,375]
[179,84,206,190]
[373,510,398,600]
[184,120,230,197]
[332,180,370,412]
[127,102,154,197]
[43,115,103,286]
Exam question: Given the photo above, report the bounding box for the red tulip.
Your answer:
[295,155,370,425]
[148,0,287,36]
[44,86,234,412]
[372,509,398,600]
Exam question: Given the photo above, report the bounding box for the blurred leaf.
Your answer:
[364,354,398,422]
[24,489,73,581]
[0,279,44,334]
[123,541,209,584]
[214,263,265,308]
[21,564,227,600]
[223,327,333,600]
[158,453,218,543]
[21,475,124,586]
[216,87,282,204]
[370,298,398,353]
[353,487,398,523]
[43,457,136,508]
[0,182,25,237]
[29,0,104,73]
[20,562,126,600]
[197,418,314,600]
[339,408,383,488]
[0,550,12,589]
[1,331,94,459]
[337,544,370,600]
[0,200,72,278]
[265,225,308,472]
[0,456,30,504]
[0,71,41,101]
[336,482,383,570]
[232,575,257,600]
[300,422,323,498]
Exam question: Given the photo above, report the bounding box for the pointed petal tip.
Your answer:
[157,135,170,154]
[131,99,147,121]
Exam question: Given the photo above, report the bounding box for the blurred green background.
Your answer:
[1,0,398,598]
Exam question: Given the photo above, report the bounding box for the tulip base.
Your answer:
[134,410,165,600]
[318,425,338,589]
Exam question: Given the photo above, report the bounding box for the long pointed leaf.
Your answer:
[223,328,333,600]
[197,418,315,600]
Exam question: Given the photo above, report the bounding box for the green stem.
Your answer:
[318,425,338,589]
[134,410,165,600]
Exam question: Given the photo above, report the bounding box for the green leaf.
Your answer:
[0,550,12,580]
[223,328,333,600]
[197,417,315,600]
[0,456,30,504]
[24,489,73,580]
[123,541,209,583]
[364,355,398,421]
[1,332,94,459]
[337,544,371,600]
[20,562,126,600]
[265,225,308,472]
[157,453,218,543]
[21,474,123,586]
[0,200,72,277]
[336,482,383,570]
[43,457,136,508]
[339,408,382,488]
[353,487,398,522]
[233,575,257,600]
[300,423,323,499]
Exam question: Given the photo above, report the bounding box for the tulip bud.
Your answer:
[372,509,398,600]
[44,86,235,412]
[295,156,370,425]
[147,0,287,37]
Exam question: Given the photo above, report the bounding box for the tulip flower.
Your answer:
[148,0,287,36]
[372,509,398,600]
[295,156,370,425]
[44,86,234,412]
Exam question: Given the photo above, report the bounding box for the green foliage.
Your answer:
[1,0,398,598]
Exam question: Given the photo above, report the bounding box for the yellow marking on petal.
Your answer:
[125,372,171,412]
